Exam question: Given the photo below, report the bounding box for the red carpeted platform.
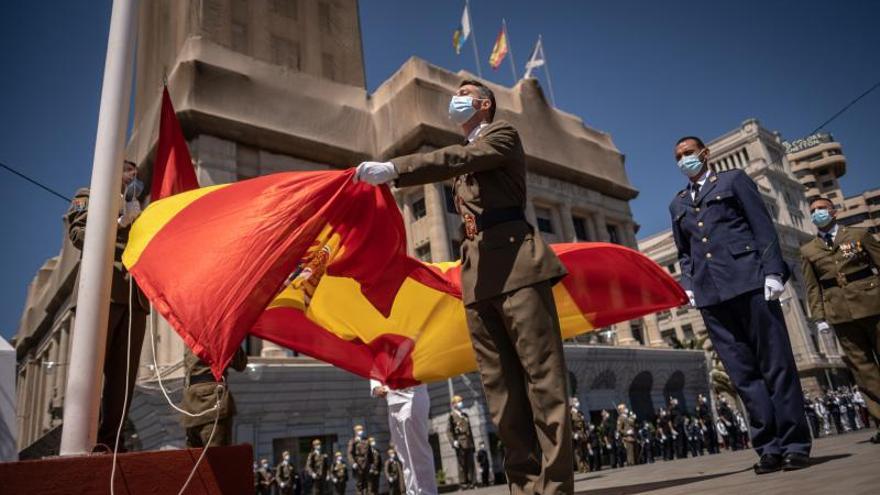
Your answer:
[0,444,253,494]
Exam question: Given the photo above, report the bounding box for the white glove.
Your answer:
[118,200,142,227]
[453,440,460,449]
[816,321,831,333]
[353,161,398,185]
[685,290,696,307]
[764,274,784,301]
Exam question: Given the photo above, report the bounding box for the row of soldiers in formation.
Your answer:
[252,429,406,495]
[804,386,878,438]
[568,394,751,472]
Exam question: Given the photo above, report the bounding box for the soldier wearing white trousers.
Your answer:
[371,380,438,495]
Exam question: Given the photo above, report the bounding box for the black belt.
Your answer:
[189,374,222,385]
[819,267,876,289]
[475,207,526,231]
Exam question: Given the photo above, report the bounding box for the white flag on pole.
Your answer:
[461,4,472,41]
[524,37,545,79]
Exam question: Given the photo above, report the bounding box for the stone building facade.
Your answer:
[637,119,851,395]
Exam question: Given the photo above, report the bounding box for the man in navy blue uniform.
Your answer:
[669,136,812,474]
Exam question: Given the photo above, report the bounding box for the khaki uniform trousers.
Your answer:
[465,281,573,495]
[835,315,880,426]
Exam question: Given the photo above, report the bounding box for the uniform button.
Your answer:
[509,236,515,243]
[746,245,750,249]
[702,237,708,243]
[698,221,704,227]
[695,207,701,212]
[706,253,713,259]
[716,195,721,200]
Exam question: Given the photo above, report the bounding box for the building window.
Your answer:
[827,192,837,199]
[415,243,431,262]
[231,22,249,54]
[270,36,300,69]
[630,322,645,346]
[660,328,676,344]
[271,0,297,18]
[682,324,694,341]
[411,197,427,220]
[535,206,554,234]
[319,2,334,34]
[572,216,589,241]
[606,224,620,244]
[443,185,457,214]
[667,263,677,274]
[322,53,336,80]
[821,180,834,188]
[449,238,461,259]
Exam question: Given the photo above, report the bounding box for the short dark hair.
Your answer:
[460,79,496,122]
[676,136,705,149]
[123,160,136,168]
[809,196,834,208]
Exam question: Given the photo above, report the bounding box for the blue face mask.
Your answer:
[124,177,144,201]
[811,208,833,227]
[677,153,705,178]
[448,95,477,125]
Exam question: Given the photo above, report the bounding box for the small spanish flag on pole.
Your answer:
[488,22,508,70]
[489,19,518,82]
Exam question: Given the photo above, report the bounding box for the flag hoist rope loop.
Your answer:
[109,278,223,495]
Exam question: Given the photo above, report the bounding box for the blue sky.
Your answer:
[1,0,879,339]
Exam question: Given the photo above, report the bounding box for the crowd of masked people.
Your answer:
[804,386,878,439]
[569,394,751,472]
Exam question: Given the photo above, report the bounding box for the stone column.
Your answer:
[194,135,237,186]
[585,212,599,241]
[260,340,289,358]
[594,210,610,242]
[642,313,665,347]
[426,183,451,261]
[558,202,576,242]
[399,193,414,254]
[525,201,538,228]
[615,322,637,346]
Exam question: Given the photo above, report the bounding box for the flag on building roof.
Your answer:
[453,3,472,55]
[123,169,686,386]
[488,23,509,70]
[150,87,199,201]
[524,36,546,79]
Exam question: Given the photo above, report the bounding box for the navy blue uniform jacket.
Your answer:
[669,170,790,308]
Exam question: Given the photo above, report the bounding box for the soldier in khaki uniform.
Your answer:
[616,404,636,466]
[366,437,382,495]
[347,425,373,495]
[448,395,476,488]
[276,450,298,495]
[330,451,349,495]
[384,447,405,495]
[181,346,247,447]
[66,160,149,450]
[800,196,880,444]
[570,397,590,472]
[306,438,330,494]
[355,79,573,495]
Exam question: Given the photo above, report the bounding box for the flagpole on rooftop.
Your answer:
[540,35,557,107]
[467,1,483,78]
[59,0,139,456]
[503,19,518,83]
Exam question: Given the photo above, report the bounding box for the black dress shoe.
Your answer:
[753,454,783,474]
[782,452,810,471]
[870,431,880,444]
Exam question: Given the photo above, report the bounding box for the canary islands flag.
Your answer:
[123,170,686,387]
[453,3,472,55]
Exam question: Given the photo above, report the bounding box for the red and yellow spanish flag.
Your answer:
[488,24,509,70]
[124,170,686,387]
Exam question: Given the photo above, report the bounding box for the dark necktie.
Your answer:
[822,233,834,248]
[692,182,701,198]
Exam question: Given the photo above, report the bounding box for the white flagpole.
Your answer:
[540,35,557,107]
[467,1,483,78]
[504,19,518,83]
[59,0,139,456]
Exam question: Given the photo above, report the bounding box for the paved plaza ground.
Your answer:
[475,432,879,495]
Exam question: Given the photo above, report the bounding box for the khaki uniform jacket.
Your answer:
[393,120,567,305]
[331,460,348,484]
[800,226,880,324]
[447,410,474,450]
[571,408,588,440]
[181,347,248,428]
[66,187,149,311]
[384,457,404,493]
[306,451,330,478]
[347,437,372,470]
